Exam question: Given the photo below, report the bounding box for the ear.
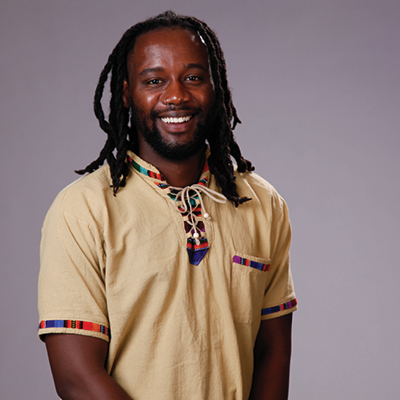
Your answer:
[122,80,130,108]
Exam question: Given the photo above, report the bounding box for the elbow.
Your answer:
[53,375,84,400]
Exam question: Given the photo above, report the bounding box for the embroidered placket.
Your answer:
[169,183,227,265]
[127,155,226,265]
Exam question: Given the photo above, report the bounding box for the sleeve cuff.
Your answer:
[38,319,110,342]
[261,298,298,320]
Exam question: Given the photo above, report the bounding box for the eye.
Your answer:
[147,78,163,85]
[186,75,201,82]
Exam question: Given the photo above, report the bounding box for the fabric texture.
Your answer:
[38,150,297,400]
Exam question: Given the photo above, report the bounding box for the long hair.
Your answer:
[76,10,254,206]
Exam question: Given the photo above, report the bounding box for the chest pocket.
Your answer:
[230,253,270,325]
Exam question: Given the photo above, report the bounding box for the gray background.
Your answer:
[1,0,399,398]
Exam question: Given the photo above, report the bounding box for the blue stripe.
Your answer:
[261,299,297,316]
[249,260,266,271]
[46,320,65,328]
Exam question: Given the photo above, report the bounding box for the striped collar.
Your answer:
[126,150,211,191]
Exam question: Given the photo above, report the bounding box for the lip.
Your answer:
[157,113,197,134]
[156,109,198,134]
[157,109,196,118]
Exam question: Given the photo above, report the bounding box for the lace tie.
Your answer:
[169,184,227,244]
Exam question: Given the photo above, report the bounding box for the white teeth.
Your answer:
[161,116,192,124]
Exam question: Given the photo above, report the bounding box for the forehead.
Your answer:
[127,27,209,71]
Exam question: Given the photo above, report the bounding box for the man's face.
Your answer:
[122,27,215,162]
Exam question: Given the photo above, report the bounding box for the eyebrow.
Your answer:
[139,67,164,76]
[184,63,208,72]
[138,63,208,76]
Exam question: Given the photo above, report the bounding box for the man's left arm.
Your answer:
[249,313,293,400]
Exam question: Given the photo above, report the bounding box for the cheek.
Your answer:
[202,89,215,113]
[132,90,160,112]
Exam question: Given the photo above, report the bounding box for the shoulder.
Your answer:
[234,170,287,211]
[47,165,114,224]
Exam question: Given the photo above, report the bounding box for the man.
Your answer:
[38,11,297,400]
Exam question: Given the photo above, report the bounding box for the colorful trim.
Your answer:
[38,320,110,337]
[127,153,212,266]
[157,182,170,189]
[127,155,166,181]
[232,255,270,272]
[187,237,209,265]
[187,236,209,250]
[261,299,297,316]
[197,163,209,187]
[198,176,208,186]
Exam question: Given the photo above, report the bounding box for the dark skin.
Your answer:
[122,27,215,187]
[45,334,132,400]
[250,314,293,400]
[45,27,293,400]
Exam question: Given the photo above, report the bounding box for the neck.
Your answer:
[138,145,206,187]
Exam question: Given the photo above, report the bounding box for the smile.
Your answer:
[160,116,193,124]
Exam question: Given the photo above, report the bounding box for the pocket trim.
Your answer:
[232,255,270,272]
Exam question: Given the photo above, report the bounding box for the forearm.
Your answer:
[54,368,132,400]
[45,334,132,400]
[249,314,293,400]
[249,349,291,400]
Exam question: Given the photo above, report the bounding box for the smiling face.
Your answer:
[122,27,215,162]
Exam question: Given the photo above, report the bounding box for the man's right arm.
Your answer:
[45,334,132,400]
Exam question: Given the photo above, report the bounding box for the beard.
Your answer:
[130,103,214,162]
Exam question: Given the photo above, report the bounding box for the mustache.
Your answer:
[151,106,202,118]
[128,98,203,119]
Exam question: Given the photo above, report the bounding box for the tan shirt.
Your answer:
[38,151,297,400]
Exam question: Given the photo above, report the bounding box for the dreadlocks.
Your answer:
[76,10,254,206]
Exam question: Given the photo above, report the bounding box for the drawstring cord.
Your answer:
[169,184,227,244]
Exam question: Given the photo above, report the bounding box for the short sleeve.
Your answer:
[261,194,297,320]
[38,194,110,342]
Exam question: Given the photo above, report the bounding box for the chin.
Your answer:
[142,125,206,162]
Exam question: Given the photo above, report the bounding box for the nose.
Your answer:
[162,80,191,105]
